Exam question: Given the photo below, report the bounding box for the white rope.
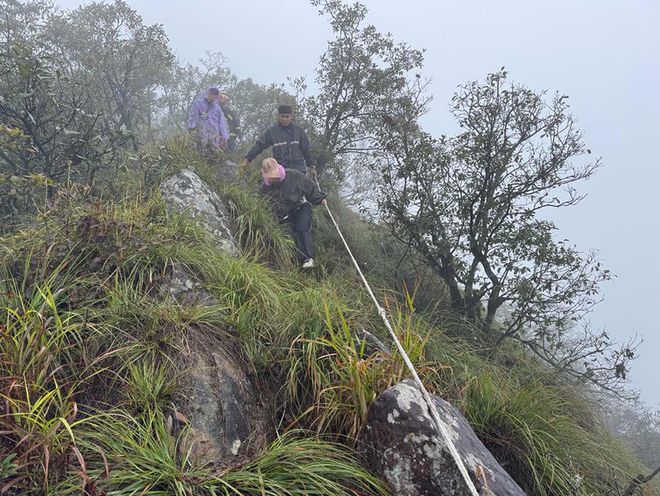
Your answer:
[318,190,480,496]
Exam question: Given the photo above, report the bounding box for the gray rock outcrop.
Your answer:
[159,169,271,467]
[159,168,235,305]
[175,347,270,468]
[160,168,238,256]
[362,379,526,496]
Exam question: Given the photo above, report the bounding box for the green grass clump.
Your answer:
[53,410,220,496]
[0,277,114,493]
[50,411,387,496]
[463,372,654,495]
[125,360,176,415]
[285,293,434,443]
[222,183,295,265]
[96,268,230,360]
[421,329,657,495]
[221,431,388,495]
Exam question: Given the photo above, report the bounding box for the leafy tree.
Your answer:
[296,0,426,184]
[0,46,129,184]
[0,1,132,224]
[0,0,53,53]
[375,70,636,391]
[230,78,292,149]
[45,0,174,143]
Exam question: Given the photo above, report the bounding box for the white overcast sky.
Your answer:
[56,0,659,406]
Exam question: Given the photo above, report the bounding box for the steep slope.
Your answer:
[0,151,655,495]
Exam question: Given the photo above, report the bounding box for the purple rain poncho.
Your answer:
[188,89,229,147]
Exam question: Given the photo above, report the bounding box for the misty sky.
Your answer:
[56,0,659,405]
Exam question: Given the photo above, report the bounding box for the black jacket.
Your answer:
[260,169,325,220]
[246,123,315,173]
[220,104,241,138]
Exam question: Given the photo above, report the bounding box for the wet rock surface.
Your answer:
[362,379,526,496]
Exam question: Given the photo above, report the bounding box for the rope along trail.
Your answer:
[317,184,481,496]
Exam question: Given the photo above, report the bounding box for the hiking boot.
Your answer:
[302,258,315,269]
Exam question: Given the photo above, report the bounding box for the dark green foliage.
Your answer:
[374,69,637,395]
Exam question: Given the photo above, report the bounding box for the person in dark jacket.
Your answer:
[260,158,326,268]
[219,93,241,152]
[243,105,317,176]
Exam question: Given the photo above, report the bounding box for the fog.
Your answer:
[56,0,659,405]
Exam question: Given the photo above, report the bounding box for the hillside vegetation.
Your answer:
[2,1,658,494]
[0,140,656,496]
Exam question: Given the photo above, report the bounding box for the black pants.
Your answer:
[286,203,314,261]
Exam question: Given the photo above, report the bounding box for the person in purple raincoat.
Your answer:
[188,87,229,150]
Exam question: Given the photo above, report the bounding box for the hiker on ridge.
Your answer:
[219,93,241,152]
[260,158,326,269]
[188,87,229,151]
[243,104,317,177]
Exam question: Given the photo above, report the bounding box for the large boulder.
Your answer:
[160,168,238,256]
[362,379,525,496]
[160,169,271,467]
[159,169,231,304]
[175,345,271,468]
